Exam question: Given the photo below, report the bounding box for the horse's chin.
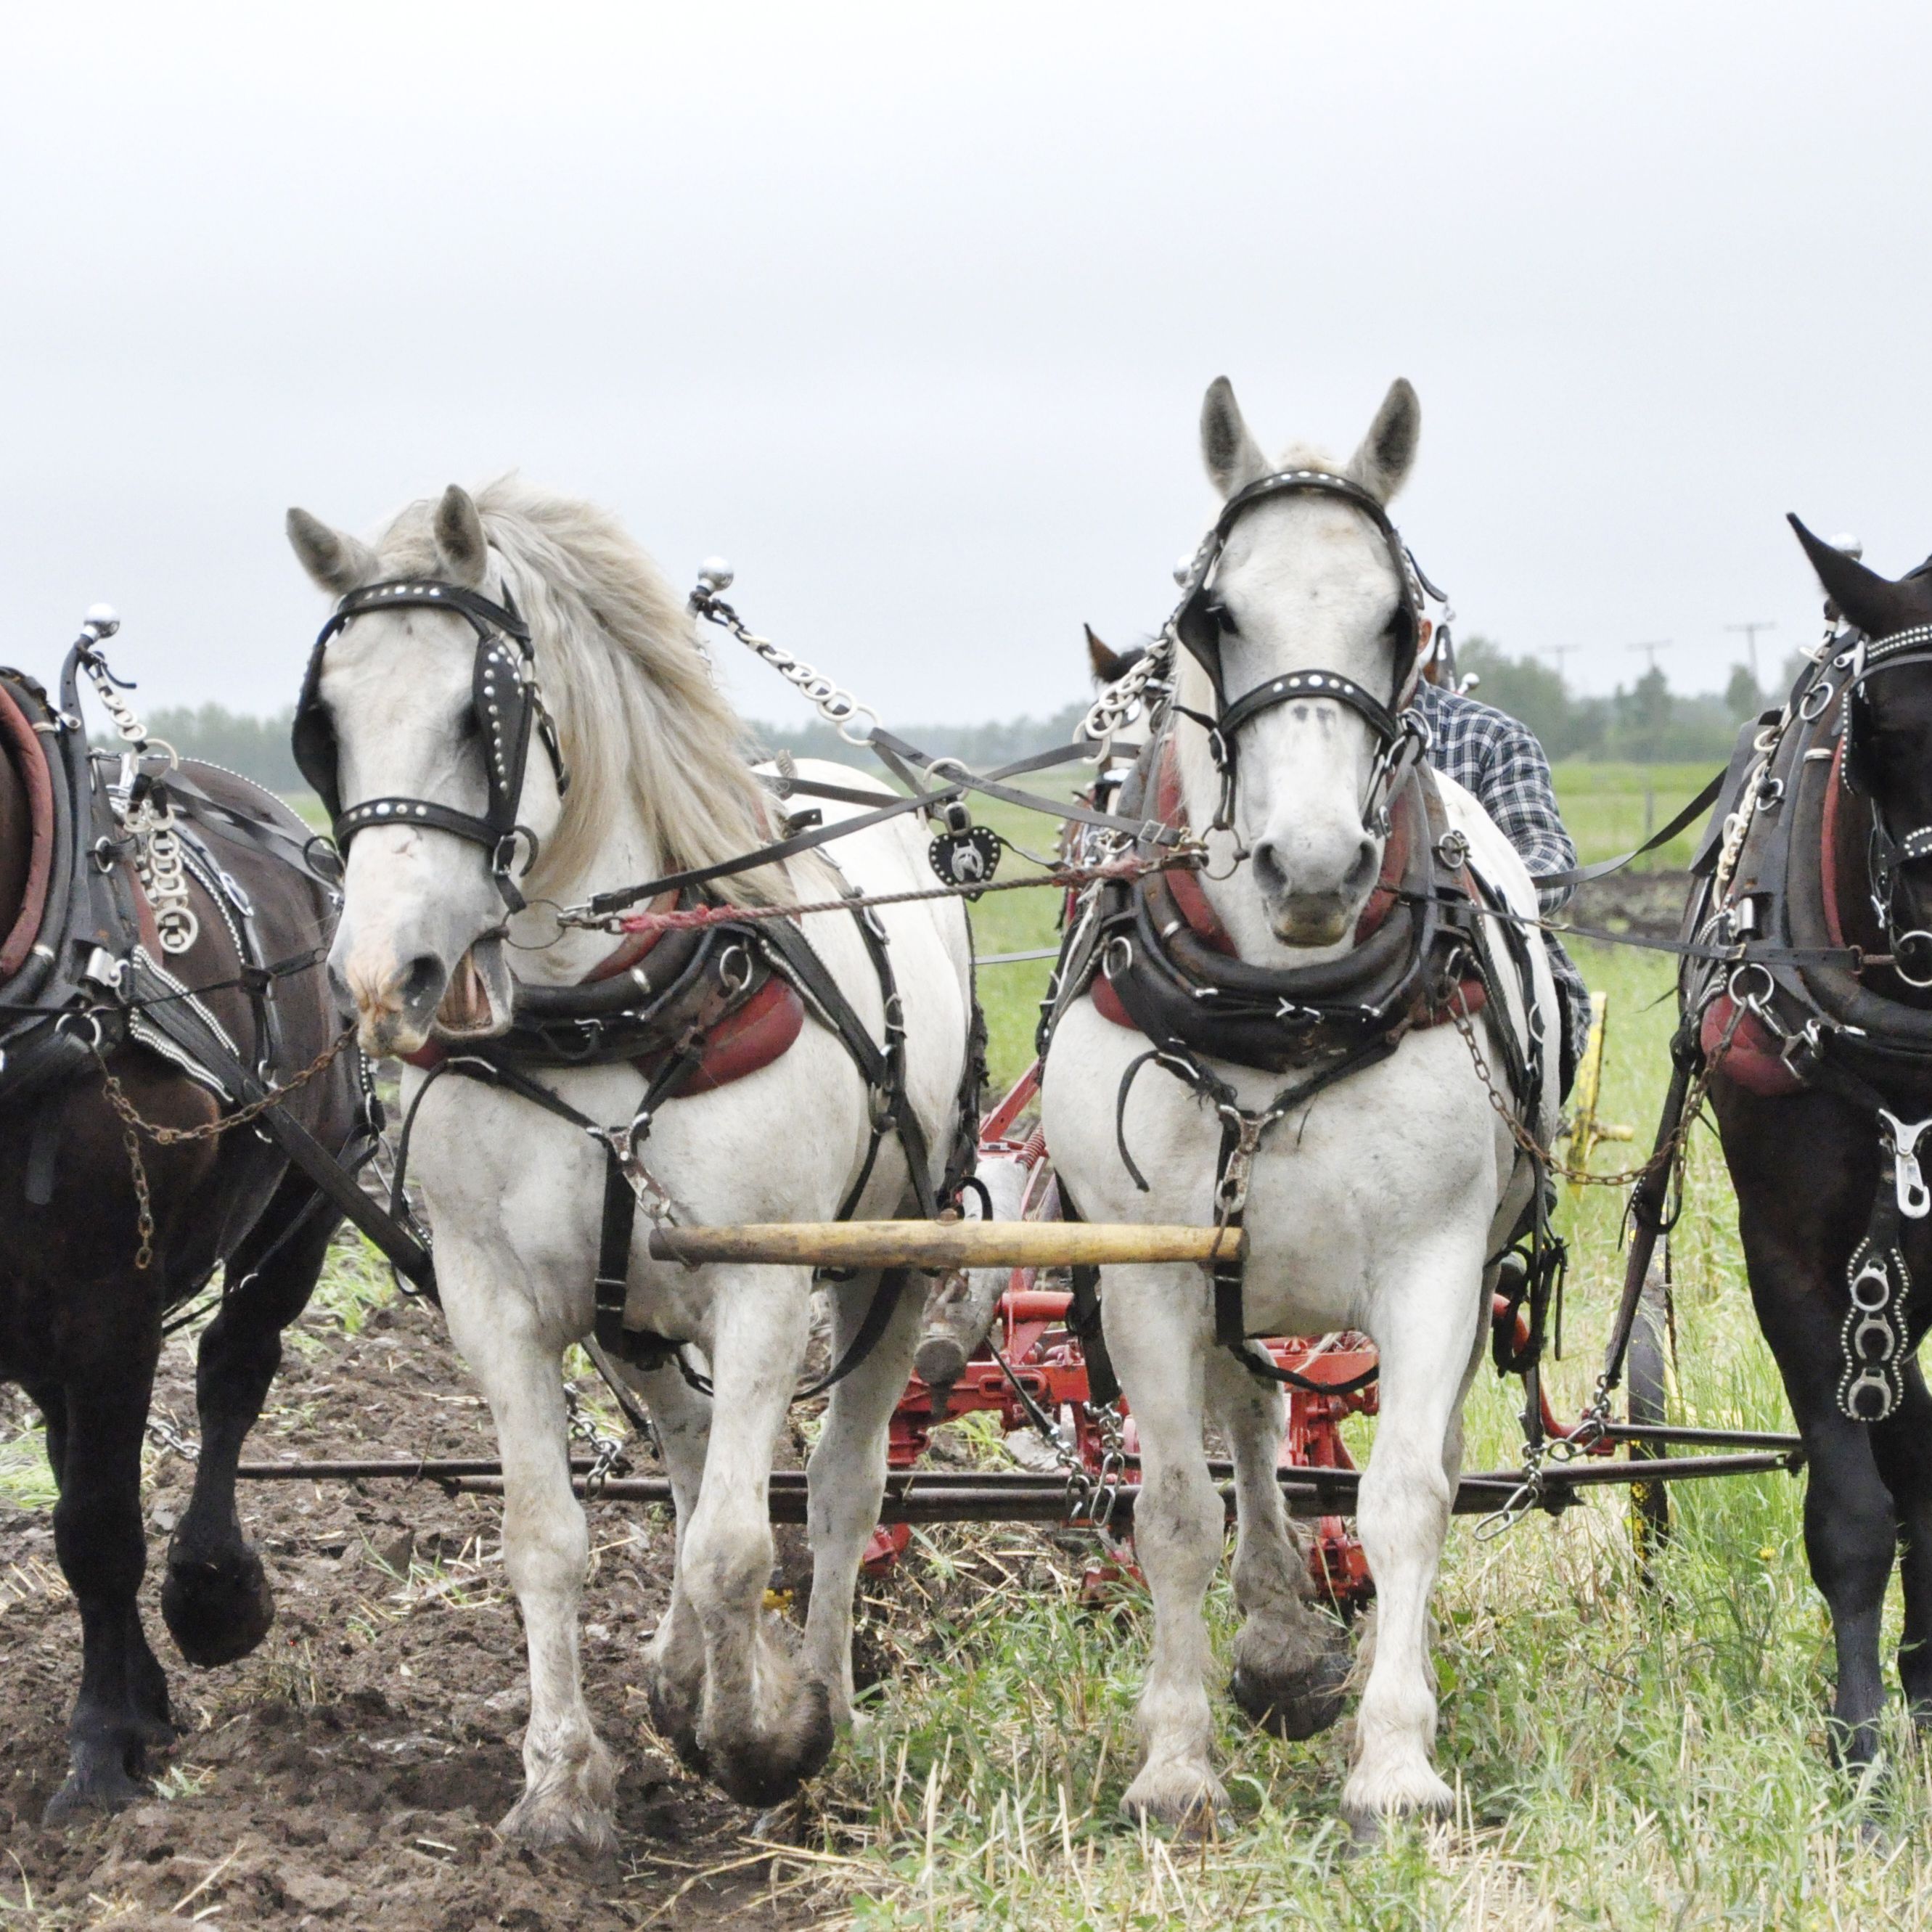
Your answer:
[430,936,514,1041]
[1269,898,1355,949]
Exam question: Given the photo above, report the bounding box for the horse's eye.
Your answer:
[1213,602,1239,637]
[457,705,482,744]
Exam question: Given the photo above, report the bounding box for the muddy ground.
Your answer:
[0,1261,935,1930]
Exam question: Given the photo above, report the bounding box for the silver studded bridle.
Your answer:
[292,578,570,913]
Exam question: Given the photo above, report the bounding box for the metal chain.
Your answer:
[1081,631,1174,747]
[689,569,882,747]
[1446,999,1728,1190]
[144,1412,201,1461]
[90,1028,357,1272]
[564,1382,627,1499]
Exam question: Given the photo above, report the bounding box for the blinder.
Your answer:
[292,578,570,914]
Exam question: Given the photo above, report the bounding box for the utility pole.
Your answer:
[1726,620,1777,690]
[1541,644,1581,684]
[1627,642,1671,840]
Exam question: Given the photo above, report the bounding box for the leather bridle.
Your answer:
[292,578,570,913]
[1165,467,1435,839]
[1834,621,1932,986]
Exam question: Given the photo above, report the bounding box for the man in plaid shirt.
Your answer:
[1413,677,1592,1094]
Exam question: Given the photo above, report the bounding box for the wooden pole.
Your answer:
[644,1220,1245,1271]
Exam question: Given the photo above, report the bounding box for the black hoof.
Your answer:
[708,1682,834,1811]
[44,1756,145,1825]
[162,1546,276,1666]
[1232,1647,1351,1741]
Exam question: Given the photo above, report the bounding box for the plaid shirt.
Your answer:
[1413,680,1591,1085]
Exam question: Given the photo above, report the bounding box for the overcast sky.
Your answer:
[3,2,1929,733]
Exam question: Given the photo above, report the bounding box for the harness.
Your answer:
[0,621,426,1289]
[295,575,983,1388]
[1043,469,1551,1391]
[293,578,569,913]
[1687,618,1932,1421]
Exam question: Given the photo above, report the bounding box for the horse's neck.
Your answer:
[509,792,664,986]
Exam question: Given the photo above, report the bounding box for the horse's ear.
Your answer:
[1344,379,1421,504]
[1789,515,1932,637]
[433,485,490,587]
[286,509,376,596]
[1085,624,1143,686]
[1200,377,1269,499]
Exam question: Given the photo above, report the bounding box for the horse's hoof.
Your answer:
[44,1759,145,1825]
[1340,1761,1453,1833]
[496,1789,619,1854]
[1119,1764,1226,1839]
[162,1547,275,1667]
[704,1679,833,1811]
[645,1669,708,1777]
[1232,1646,1351,1740]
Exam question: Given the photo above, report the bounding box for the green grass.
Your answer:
[1552,760,1719,874]
[786,919,1932,1924]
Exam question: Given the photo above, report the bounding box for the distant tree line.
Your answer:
[118,641,1801,798]
[1452,637,1803,763]
[99,705,304,793]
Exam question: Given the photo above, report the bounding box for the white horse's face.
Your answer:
[287,489,563,1058]
[1194,377,1421,949]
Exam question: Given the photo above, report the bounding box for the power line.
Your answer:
[1628,639,1671,673]
[1725,620,1777,687]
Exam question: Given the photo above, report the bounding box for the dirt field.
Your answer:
[0,1259,868,1929]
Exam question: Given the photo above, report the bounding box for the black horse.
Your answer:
[1692,525,1932,1774]
[0,618,367,1819]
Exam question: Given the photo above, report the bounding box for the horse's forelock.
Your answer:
[364,479,782,906]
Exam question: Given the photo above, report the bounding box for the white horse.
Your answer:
[1041,379,1558,1833]
[285,480,975,1846]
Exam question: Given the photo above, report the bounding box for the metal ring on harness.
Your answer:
[1799,678,1837,722]
[1851,1311,1898,1362]
[1892,929,1932,987]
[1101,935,1133,982]
[56,1010,105,1052]
[1727,959,1776,1013]
[1849,1254,1894,1311]
[716,941,753,996]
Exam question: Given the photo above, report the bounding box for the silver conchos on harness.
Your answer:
[292,578,570,914]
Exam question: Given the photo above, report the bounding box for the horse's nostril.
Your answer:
[398,954,448,1020]
[1347,838,1378,893]
[1253,841,1288,895]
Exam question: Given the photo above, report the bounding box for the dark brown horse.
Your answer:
[0,633,361,1819]
[1695,527,1932,1774]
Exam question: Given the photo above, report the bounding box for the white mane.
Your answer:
[367,477,783,904]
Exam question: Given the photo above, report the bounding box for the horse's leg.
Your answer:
[664,1264,832,1809]
[1106,1265,1226,1830]
[1342,1236,1486,1831]
[1869,1356,1932,1727]
[44,1347,167,1821]
[615,1356,712,1769]
[1206,1346,1348,1740]
[443,1268,617,1851]
[801,1269,921,1724]
[1740,1243,1894,1771]
[163,1181,337,1666]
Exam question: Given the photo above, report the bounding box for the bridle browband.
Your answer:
[1161,467,1435,838]
[292,577,570,914]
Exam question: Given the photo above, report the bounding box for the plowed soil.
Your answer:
[0,1261,849,1929]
